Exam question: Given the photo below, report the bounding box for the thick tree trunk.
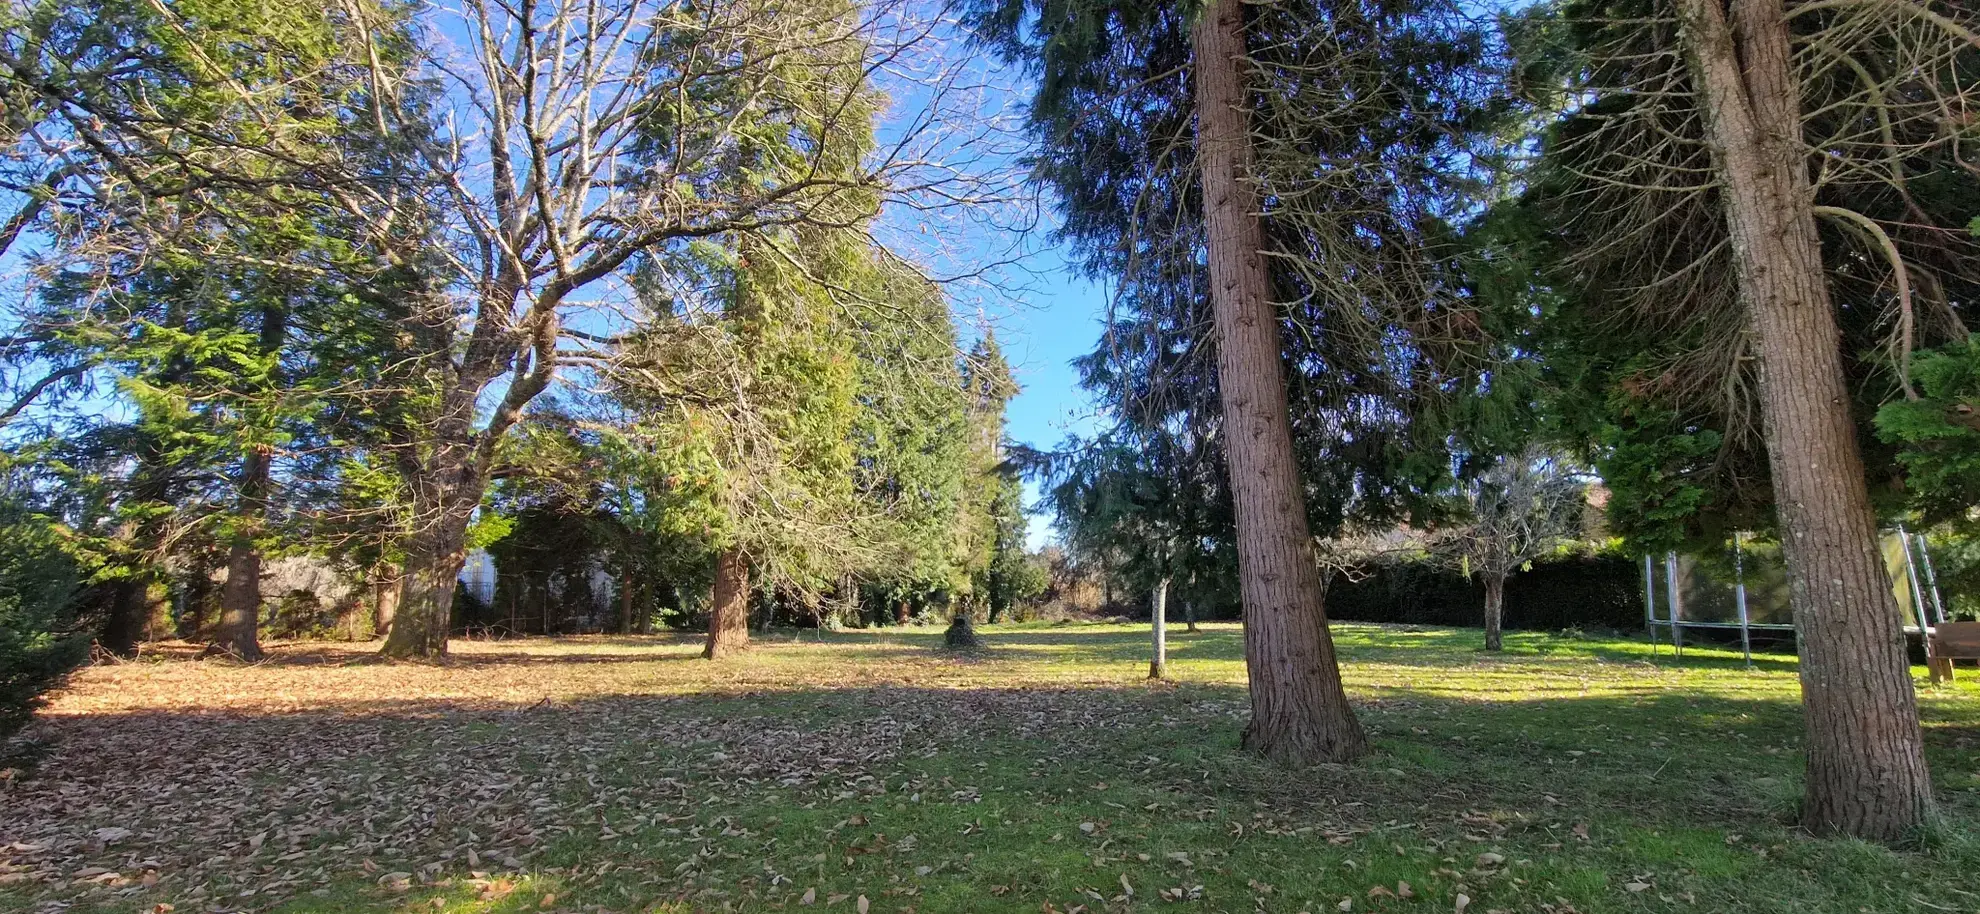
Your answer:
[102,575,150,658]
[210,445,273,662]
[1150,577,1170,680]
[1678,0,1933,841]
[895,599,911,625]
[703,547,750,659]
[382,407,485,658]
[372,563,400,639]
[1482,573,1505,653]
[383,511,473,658]
[1192,0,1366,765]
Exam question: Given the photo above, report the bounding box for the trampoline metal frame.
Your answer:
[1642,530,1946,666]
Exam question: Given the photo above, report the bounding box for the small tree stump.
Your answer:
[943,613,981,650]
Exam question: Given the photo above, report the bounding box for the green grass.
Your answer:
[4,622,1980,913]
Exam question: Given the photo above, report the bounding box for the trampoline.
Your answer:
[1642,528,1946,665]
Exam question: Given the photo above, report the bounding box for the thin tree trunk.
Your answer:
[1678,0,1933,841]
[1483,573,1505,653]
[1192,0,1366,765]
[1150,577,1170,680]
[619,570,635,634]
[703,547,750,659]
[177,555,217,642]
[210,445,273,661]
[1185,599,1199,634]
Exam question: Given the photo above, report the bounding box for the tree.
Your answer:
[1678,0,1935,839]
[972,0,1491,763]
[612,228,867,658]
[0,467,91,737]
[982,471,1044,623]
[1495,0,1980,840]
[2,0,406,656]
[1191,0,1367,760]
[844,265,975,624]
[4,0,1011,658]
[352,0,1002,658]
[1029,431,1216,678]
[1436,449,1586,651]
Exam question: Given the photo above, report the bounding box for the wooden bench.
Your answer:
[1928,621,1980,684]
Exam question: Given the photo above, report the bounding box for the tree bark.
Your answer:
[1150,577,1170,680]
[1483,573,1505,653]
[895,599,911,625]
[102,574,150,658]
[177,554,217,642]
[372,563,400,639]
[381,480,478,658]
[1678,0,1934,841]
[210,300,287,661]
[210,445,272,662]
[1185,599,1199,634]
[703,547,750,659]
[619,570,635,634]
[1192,0,1367,765]
[381,401,485,658]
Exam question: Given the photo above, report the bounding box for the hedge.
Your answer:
[1325,553,1646,633]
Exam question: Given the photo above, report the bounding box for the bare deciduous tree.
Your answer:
[319,0,1022,657]
[1434,449,1585,652]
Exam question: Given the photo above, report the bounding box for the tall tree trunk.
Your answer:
[372,563,400,639]
[1678,0,1933,841]
[177,554,217,642]
[703,547,750,659]
[1150,577,1170,680]
[619,570,635,634]
[1192,0,1366,765]
[1185,600,1199,634]
[1482,573,1505,653]
[210,301,287,661]
[102,574,150,658]
[210,445,273,661]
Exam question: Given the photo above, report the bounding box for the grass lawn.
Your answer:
[4,622,1980,914]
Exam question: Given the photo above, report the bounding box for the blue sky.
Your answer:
[992,248,1108,548]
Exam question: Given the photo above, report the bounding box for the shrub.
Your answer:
[1326,552,1644,632]
[0,503,90,738]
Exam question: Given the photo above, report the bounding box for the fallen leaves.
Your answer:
[0,628,1960,914]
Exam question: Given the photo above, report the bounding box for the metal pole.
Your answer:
[1643,554,1658,656]
[1666,552,1683,658]
[1734,533,1752,668]
[1915,532,1948,626]
[1897,524,1931,635]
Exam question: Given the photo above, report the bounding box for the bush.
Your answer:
[1327,552,1644,632]
[0,504,90,739]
